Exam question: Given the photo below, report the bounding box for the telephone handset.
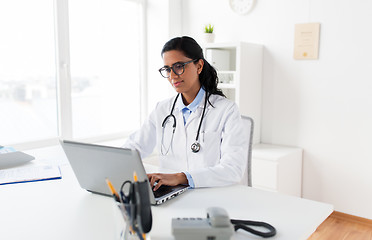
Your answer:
[172,207,276,240]
[172,207,234,240]
[207,207,232,227]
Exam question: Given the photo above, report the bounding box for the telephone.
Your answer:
[172,207,234,240]
[172,207,277,239]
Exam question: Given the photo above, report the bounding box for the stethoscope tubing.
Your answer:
[161,92,208,155]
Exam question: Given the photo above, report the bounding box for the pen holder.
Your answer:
[110,179,152,240]
[114,202,142,240]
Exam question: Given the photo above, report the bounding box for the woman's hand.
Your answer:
[147,173,188,191]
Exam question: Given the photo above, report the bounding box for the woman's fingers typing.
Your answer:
[147,173,188,191]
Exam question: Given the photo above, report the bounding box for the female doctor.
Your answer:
[123,36,247,191]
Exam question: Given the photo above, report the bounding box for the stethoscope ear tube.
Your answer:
[162,94,179,128]
[162,114,176,128]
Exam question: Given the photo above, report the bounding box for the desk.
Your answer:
[0,146,333,240]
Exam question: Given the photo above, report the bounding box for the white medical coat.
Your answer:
[123,94,248,188]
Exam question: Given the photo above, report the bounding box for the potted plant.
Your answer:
[204,24,215,43]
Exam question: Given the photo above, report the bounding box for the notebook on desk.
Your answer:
[60,140,188,205]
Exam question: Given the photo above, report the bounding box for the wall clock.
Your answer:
[229,0,256,15]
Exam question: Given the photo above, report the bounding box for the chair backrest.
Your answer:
[240,115,254,187]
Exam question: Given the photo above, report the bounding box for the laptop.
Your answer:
[60,140,188,205]
[0,145,35,169]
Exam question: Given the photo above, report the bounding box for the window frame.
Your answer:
[11,0,147,150]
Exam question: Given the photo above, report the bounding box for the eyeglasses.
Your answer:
[159,59,197,78]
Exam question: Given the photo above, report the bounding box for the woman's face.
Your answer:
[162,50,203,100]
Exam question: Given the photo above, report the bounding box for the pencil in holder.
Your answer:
[108,177,152,240]
[115,202,141,240]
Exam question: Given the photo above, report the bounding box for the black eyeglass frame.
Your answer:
[158,59,198,78]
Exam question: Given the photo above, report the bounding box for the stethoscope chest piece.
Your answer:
[162,92,208,155]
[191,142,201,153]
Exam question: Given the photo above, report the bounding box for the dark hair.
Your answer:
[161,36,225,101]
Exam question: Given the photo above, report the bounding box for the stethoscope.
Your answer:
[161,92,208,155]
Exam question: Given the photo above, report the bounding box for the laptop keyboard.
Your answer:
[153,185,175,198]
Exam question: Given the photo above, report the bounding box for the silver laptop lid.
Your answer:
[60,140,156,204]
[60,140,188,205]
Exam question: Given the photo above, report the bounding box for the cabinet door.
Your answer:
[252,158,278,191]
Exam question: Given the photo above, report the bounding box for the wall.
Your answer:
[180,0,372,219]
[146,0,184,112]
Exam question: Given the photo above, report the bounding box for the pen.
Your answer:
[105,178,121,202]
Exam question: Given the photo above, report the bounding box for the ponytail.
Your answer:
[199,58,225,100]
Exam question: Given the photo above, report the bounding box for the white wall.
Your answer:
[146,0,184,113]
[179,0,372,219]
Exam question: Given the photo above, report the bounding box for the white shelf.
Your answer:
[218,70,236,74]
[203,42,263,144]
[217,71,236,85]
[218,83,236,89]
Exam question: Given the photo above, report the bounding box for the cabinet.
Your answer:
[203,42,263,144]
[252,144,303,197]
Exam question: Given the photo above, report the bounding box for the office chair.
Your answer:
[240,115,254,187]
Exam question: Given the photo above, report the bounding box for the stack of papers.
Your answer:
[0,165,61,185]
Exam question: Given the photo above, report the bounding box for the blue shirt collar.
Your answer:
[176,87,205,112]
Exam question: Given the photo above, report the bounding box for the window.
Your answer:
[69,0,143,139]
[0,0,145,147]
[0,0,57,144]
